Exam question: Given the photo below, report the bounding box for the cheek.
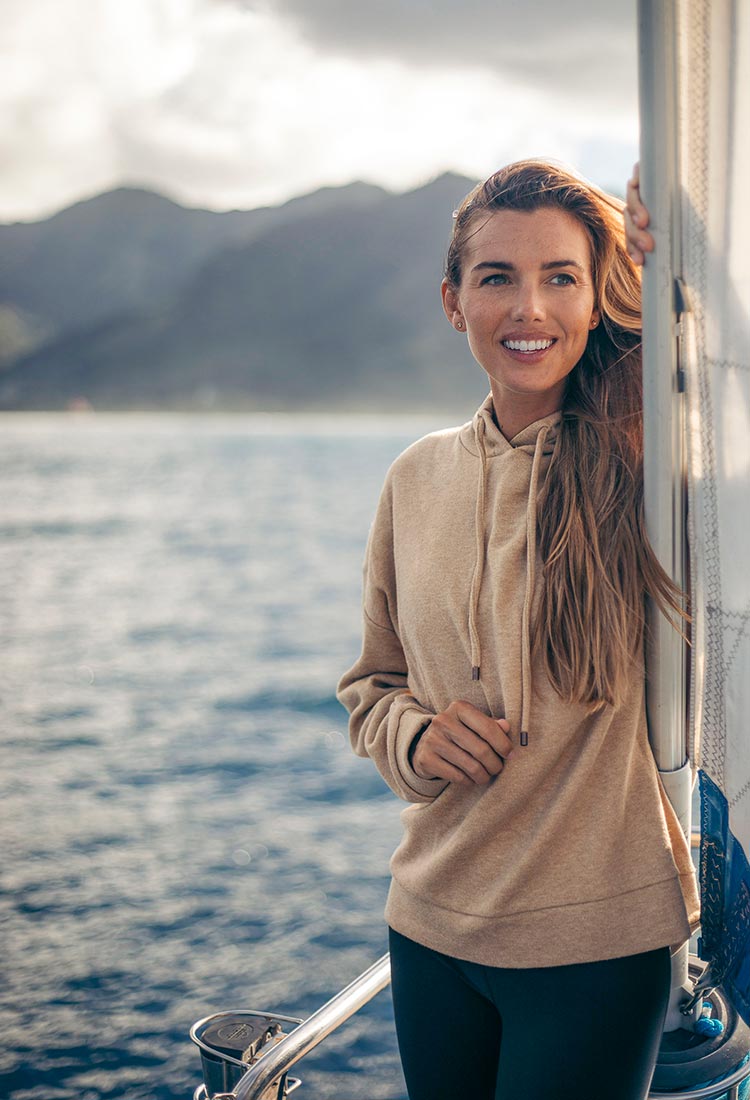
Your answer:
[464,300,497,331]
[570,302,597,341]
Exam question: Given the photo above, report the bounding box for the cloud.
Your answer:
[246,0,637,102]
[0,0,203,216]
[0,0,638,222]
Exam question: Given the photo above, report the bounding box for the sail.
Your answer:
[678,0,750,1021]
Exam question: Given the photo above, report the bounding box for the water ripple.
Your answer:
[0,412,449,1100]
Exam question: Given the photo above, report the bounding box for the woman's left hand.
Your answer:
[624,163,655,266]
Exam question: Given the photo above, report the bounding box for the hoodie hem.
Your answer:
[385,875,692,968]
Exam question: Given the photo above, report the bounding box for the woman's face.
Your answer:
[442,206,600,425]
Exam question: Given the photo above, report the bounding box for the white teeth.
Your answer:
[503,338,554,352]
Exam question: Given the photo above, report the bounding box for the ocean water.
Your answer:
[0,411,453,1100]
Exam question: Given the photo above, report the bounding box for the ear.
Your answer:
[589,307,601,329]
[441,279,465,331]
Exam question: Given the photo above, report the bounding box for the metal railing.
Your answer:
[231,953,391,1100]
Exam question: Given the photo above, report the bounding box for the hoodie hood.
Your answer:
[459,392,561,458]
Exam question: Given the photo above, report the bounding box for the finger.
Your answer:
[439,726,505,779]
[625,185,649,232]
[414,732,494,785]
[625,189,643,226]
[624,210,645,266]
[623,209,653,263]
[472,720,514,761]
[421,714,503,782]
[453,702,514,758]
[439,713,505,762]
[439,762,477,786]
[417,753,477,786]
[432,740,498,785]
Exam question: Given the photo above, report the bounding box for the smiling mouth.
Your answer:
[502,338,555,352]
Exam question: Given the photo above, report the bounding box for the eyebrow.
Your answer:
[471,259,586,273]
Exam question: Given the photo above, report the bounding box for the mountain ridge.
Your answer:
[0,172,488,411]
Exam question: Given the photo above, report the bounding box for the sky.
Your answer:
[0,0,639,223]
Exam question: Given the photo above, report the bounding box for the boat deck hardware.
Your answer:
[190,954,391,1100]
[193,1079,301,1100]
[649,959,750,1098]
[191,1010,302,1099]
[648,1053,750,1099]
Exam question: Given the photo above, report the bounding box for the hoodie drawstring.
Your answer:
[469,414,487,681]
[468,418,549,748]
[519,425,548,747]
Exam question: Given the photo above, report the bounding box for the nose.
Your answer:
[511,282,546,322]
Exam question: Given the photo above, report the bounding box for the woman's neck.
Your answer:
[488,380,562,441]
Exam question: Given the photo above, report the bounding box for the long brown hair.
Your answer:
[446,160,684,711]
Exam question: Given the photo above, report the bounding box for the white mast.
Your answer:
[637,0,696,1031]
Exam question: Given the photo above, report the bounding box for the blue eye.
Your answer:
[550,272,575,285]
[481,273,510,286]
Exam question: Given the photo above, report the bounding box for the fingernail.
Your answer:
[506,749,514,760]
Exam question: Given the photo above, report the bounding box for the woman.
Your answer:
[337,161,697,1100]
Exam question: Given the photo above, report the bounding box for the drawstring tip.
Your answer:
[471,665,480,681]
[520,731,529,747]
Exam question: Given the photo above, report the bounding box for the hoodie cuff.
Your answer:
[391,702,449,802]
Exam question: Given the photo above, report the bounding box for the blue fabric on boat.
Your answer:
[699,771,750,1027]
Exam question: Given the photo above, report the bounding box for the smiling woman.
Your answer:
[337,160,699,1100]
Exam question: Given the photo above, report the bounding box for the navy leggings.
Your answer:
[389,928,671,1100]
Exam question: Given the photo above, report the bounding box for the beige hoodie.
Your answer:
[338,394,699,968]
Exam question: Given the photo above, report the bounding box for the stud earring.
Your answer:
[456,320,464,330]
